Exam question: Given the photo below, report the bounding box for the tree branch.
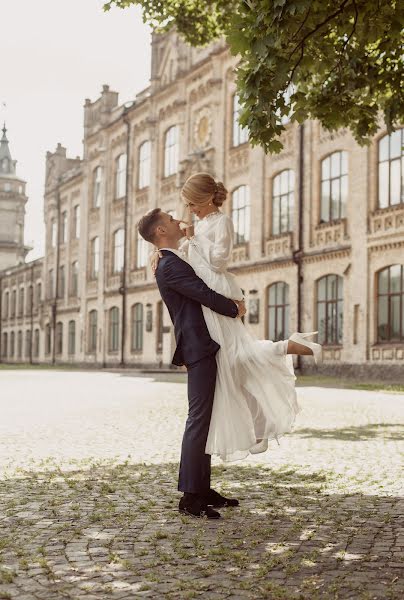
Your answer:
[292,4,312,41]
[289,0,351,59]
[343,0,358,52]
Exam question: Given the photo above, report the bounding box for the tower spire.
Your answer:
[0,121,15,175]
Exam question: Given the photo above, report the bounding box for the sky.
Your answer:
[1,0,152,260]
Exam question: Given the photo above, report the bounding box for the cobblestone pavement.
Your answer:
[0,370,403,599]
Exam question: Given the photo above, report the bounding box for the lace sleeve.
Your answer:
[189,215,234,273]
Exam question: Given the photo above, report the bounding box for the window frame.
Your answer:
[378,129,404,209]
[272,169,295,235]
[316,274,344,346]
[138,141,151,190]
[131,303,144,352]
[164,126,179,178]
[267,282,290,341]
[231,185,250,246]
[376,265,404,343]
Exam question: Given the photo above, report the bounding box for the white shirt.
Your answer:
[158,247,188,262]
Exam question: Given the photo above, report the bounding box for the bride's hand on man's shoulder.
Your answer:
[150,249,162,276]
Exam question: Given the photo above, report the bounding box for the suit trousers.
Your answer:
[178,353,217,494]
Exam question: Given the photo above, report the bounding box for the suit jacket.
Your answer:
[155,249,239,367]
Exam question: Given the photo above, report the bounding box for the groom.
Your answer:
[138,209,245,519]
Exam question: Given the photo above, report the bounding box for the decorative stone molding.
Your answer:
[231,244,248,264]
[193,107,212,149]
[271,127,295,161]
[86,280,98,296]
[302,247,351,264]
[160,176,178,197]
[135,190,149,208]
[323,347,342,361]
[112,199,125,219]
[89,208,100,227]
[228,146,249,177]
[368,204,404,237]
[311,219,349,249]
[319,125,348,143]
[368,239,404,254]
[371,346,404,361]
[158,100,186,122]
[189,78,222,104]
[129,269,147,285]
[178,147,215,187]
[265,233,293,261]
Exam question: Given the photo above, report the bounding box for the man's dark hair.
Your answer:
[137,208,163,244]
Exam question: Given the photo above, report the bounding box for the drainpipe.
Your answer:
[29,262,34,364]
[119,107,133,367]
[52,185,61,365]
[293,123,305,371]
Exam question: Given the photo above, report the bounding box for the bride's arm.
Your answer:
[189,216,234,273]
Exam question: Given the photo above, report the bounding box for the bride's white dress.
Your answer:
[180,210,300,462]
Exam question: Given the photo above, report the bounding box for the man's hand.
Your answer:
[234,299,246,319]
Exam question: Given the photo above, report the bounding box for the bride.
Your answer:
[152,172,322,462]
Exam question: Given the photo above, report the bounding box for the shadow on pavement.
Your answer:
[294,423,404,441]
[0,462,402,599]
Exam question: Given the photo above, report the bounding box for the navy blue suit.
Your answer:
[155,250,238,493]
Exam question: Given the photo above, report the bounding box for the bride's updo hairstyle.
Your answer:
[181,172,228,207]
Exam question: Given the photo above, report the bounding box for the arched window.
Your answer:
[18,288,25,317]
[90,237,100,279]
[164,126,179,177]
[68,320,76,355]
[25,330,31,358]
[2,291,9,319]
[61,211,67,244]
[136,234,148,269]
[51,220,57,247]
[267,282,290,341]
[377,265,404,342]
[36,283,42,307]
[131,303,143,352]
[317,275,343,345]
[71,261,79,296]
[232,186,250,245]
[320,151,348,223]
[232,94,248,146]
[93,166,102,207]
[272,170,294,235]
[34,329,40,358]
[58,265,65,298]
[115,153,127,199]
[10,331,15,357]
[138,141,151,189]
[56,322,63,355]
[73,204,80,238]
[109,307,120,352]
[48,269,54,299]
[88,310,98,353]
[45,324,51,355]
[11,290,16,317]
[378,129,404,208]
[17,330,22,358]
[2,332,7,358]
[113,229,124,273]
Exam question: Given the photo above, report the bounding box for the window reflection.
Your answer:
[377,265,404,342]
[378,130,403,208]
[232,186,250,245]
[320,152,348,223]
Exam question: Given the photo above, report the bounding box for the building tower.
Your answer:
[0,123,30,270]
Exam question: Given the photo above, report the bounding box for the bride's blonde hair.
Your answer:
[181,172,228,207]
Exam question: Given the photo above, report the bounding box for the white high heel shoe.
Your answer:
[289,331,323,364]
[250,438,269,454]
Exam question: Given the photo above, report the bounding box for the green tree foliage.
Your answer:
[104,0,404,153]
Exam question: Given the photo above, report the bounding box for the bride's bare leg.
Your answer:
[286,340,314,356]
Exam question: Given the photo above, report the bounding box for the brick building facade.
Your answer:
[1,31,403,378]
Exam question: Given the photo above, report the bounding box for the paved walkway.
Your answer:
[0,370,403,599]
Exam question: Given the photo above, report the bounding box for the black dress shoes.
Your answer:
[179,493,221,519]
[205,488,240,508]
